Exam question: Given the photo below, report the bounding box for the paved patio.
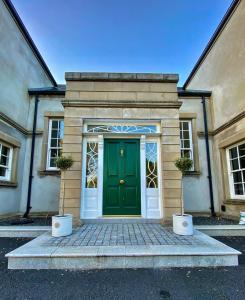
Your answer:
[44,223,208,247]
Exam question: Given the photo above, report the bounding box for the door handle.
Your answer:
[119,179,125,184]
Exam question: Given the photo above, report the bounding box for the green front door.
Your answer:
[103,139,141,215]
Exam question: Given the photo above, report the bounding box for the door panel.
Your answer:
[103,139,141,215]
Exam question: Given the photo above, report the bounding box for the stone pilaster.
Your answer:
[161,118,182,221]
[59,110,83,226]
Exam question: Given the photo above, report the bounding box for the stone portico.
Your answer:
[60,72,182,224]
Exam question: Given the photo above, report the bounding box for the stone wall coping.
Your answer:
[65,72,179,83]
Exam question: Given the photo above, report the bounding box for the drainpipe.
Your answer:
[201,96,216,217]
[23,95,39,218]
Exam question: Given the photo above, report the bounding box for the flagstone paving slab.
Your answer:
[43,224,209,247]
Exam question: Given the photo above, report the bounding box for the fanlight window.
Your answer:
[146,142,158,188]
[87,124,157,134]
[86,142,98,188]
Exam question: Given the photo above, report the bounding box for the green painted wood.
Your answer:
[103,139,141,215]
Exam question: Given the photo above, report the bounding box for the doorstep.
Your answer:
[82,218,161,224]
[6,223,241,269]
[195,225,245,236]
[0,226,51,238]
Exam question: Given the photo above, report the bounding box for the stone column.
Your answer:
[161,116,182,222]
[59,107,83,226]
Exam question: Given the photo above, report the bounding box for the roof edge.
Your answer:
[3,0,57,87]
[183,0,240,89]
[28,85,65,96]
[178,88,211,97]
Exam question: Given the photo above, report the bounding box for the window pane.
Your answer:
[183,131,189,139]
[233,171,242,183]
[146,143,158,188]
[59,121,64,137]
[49,158,56,167]
[229,147,238,159]
[51,129,58,138]
[239,144,245,157]
[234,184,244,195]
[0,167,6,177]
[240,156,245,169]
[52,120,59,129]
[86,142,98,188]
[182,122,189,130]
[50,149,58,158]
[181,150,191,158]
[1,145,9,156]
[184,140,190,148]
[58,139,63,148]
[231,159,239,170]
[0,155,7,166]
[51,139,57,147]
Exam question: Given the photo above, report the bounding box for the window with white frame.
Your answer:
[180,120,194,164]
[0,143,13,181]
[146,142,158,188]
[85,142,98,188]
[47,119,64,169]
[227,141,245,198]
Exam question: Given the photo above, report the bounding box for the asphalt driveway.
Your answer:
[0,236,245,300]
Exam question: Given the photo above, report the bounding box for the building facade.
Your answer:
[0,0,243,222]
[184,0,245,218]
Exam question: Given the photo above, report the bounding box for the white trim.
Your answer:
[98,135,104,217]
[84,120,161,134]
[140,135,146,218]
[46,119,64,170]
[145,138,162,219]
[80,121,162,220]
[226,140,245,200]
[81,137,99,219]
[0,143,13,181]
[180,120,194,170]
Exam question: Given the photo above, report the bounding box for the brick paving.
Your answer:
[44,223,207,247]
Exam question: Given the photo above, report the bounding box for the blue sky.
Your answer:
[12,0,232,85]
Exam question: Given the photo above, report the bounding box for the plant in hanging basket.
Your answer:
[55,156,74,171]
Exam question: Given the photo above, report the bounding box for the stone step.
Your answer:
[82,218,161,224]
[195,225,245,236]
[6,229,241,269]
[0,226,51,238]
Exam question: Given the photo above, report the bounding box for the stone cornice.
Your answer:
[213,111,245,136]
[65,72,179,83]
[62,100,182,109]
[0,112,42,136]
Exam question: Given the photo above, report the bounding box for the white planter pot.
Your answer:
[173,214,193,236]
[239,211,245,225]
[52,214,73,237]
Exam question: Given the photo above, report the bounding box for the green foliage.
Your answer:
[175,157,193,174]
[55,156,74,171]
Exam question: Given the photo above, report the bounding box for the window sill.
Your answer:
[183,171,201,176]
[0,180,17,187]
[224,199,245,205]
[38,170,61,176]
